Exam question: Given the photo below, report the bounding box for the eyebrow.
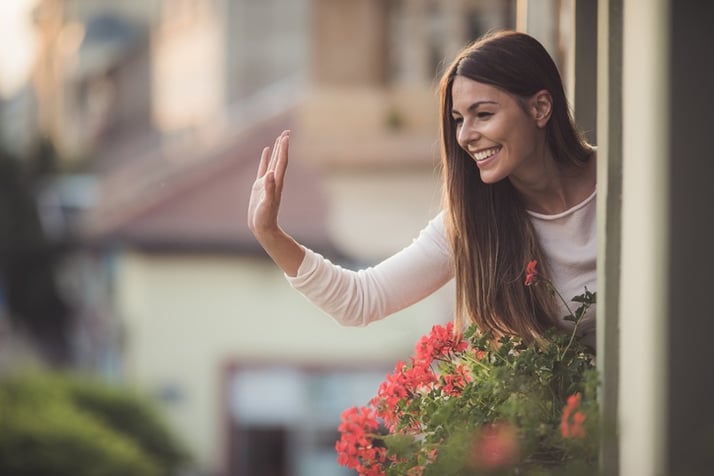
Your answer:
[451,100,499,116]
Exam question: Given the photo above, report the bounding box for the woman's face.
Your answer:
[450,76,545,184]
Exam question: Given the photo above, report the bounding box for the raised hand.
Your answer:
[247,130,290,239]
[246,130,304,276]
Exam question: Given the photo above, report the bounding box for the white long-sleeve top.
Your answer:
[287,190,597,346]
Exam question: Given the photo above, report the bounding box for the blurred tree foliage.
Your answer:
[67,376,189,472]
[0,370,189,476]
[0,141,70,364]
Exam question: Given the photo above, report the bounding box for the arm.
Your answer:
[248,132,453,325]
[287,212,454,326]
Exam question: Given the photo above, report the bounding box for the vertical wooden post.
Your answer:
[596,0,622,473]
[619,0,669,473]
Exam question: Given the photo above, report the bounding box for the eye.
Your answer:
[452,116,463,125]
[477,112,494,119]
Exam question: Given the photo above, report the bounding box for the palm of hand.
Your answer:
[247,131,289,238]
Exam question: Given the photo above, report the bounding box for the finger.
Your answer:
[274,134,290,192]
[256,146,270,178]
[268,130,290,170]
[264,170,276,205]
[267,133,283,171]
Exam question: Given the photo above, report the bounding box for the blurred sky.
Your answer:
[0,0,38,96]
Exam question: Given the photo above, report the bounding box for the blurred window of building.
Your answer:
[227,365,388,476]
[226,0,310,102]
[387,0,516,86]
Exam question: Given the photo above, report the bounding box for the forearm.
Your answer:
[287,212,454,326]
[254,228,305,277]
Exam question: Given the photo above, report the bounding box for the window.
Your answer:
[225,365,389,476]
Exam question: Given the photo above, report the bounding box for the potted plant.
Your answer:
[336,261,599,475]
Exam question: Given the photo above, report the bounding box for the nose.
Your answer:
[457,120,479,150]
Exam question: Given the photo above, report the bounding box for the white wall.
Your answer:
[325,168,443,261]
[117,251,453,471]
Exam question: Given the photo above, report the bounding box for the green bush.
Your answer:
[0,371,188,476]
[66,376,188,473]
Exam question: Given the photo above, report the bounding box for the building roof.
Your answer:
[83,110,338,256]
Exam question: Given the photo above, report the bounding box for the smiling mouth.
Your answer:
[471,146,501,161]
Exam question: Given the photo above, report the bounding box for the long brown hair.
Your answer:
[439,30,593,342]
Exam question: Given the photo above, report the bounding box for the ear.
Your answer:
[529,90,553,128]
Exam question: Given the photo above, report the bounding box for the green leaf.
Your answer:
[383,433,418,458]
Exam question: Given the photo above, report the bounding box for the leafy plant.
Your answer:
[336,261,599,475]
[66,376,189,473]
[0,370,188,476]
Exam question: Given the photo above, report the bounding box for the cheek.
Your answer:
[496,117,533,148]
[516,122,541,148]
[482,115,509,137]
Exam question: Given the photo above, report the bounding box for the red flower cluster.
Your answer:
[335,406,386,475]
[560,393,587,438]
[370,322,468,431]
[524,259,539,286]
[370,359,434,432]
[414,321,468,365]
[336,322,469,475]
[442,363,471,396]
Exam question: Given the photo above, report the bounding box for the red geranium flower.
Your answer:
[469,422,520,469]
[524,260,539,286]
[414,322,468,365]
[560,393,587,438]
[335,406,387,474]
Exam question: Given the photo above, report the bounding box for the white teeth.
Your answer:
[473,146,500,161]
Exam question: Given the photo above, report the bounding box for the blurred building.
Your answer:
[17,0,714,474]
[31,0,157,163]
[28,1,518,475]
[0,86,38,157]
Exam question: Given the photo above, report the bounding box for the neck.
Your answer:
[510,151,595,215]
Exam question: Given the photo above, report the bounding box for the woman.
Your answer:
[247,30,597,347]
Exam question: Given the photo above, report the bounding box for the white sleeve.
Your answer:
[285,212,453,326]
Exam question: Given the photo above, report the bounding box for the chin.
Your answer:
[478,172,506,184]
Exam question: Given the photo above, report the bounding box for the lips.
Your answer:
[470,146,501,162]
